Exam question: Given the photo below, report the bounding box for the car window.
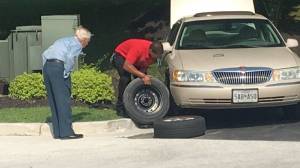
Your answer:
[167,22,181,45]
[177,19,284,49]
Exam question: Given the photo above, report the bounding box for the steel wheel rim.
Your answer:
[134,86,161,114]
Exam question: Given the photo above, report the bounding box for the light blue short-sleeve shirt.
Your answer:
[42,36,82,78]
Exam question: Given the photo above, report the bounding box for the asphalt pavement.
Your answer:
[1,131,300,168]
[1,107,300,168]
[131,107,300,141]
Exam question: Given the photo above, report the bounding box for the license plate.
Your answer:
[232,89,258,103]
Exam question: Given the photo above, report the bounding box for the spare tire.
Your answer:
[154,115,206,138]
[123,78,170,125]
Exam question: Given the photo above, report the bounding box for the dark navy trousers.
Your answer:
[43,61,74,138]
[111,53,132,109]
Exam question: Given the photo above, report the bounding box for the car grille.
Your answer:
[213,67,272,85]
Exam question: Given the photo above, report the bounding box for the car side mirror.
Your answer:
[162,42,172,53]
[157,42,172,68]
[286,38,298,48]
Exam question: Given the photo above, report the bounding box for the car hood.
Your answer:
[175,47,299,71]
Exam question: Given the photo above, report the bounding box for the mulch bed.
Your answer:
[0,96,114,109]
[0,97,47,108]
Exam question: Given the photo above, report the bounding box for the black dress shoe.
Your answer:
[138,124,153,129]
[116,107,130,118]
[60,134,84,140]
[118,112,130,118]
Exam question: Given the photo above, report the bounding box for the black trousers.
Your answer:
[111,53,132,110]
[43,61,75,138]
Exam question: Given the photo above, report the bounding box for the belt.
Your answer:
[46,59,64,64]
[110,52,122,63]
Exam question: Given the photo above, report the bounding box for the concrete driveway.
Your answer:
[1,107,300,168]
[1,134,300,168]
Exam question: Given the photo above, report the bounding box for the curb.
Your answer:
[0,119,138,136]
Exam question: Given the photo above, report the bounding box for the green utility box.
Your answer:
[0,15,80,82]
[0,40,9,81]
[8,26,42,81]
[41,15,80,70]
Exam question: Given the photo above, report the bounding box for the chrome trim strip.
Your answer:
[180,100,300,109]
[171,84,223,88]
[266,81,300,87]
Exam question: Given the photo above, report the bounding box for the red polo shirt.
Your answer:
[115,39,153,69]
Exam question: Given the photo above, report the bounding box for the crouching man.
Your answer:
[111,39,163,117]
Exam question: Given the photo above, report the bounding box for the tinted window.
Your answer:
[167,22,181,45]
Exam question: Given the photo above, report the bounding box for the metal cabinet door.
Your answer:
[0,40,9,81]
[12,32,28,78]
[27,31,42,72]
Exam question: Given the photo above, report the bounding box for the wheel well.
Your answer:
[164,69,170,89]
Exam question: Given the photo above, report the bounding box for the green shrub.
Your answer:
[9,73,46,100]
[71,67,115,104]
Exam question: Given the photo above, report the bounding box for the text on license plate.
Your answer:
[232,89,258,103]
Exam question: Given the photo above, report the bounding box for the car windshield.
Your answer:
[177,19,285,49]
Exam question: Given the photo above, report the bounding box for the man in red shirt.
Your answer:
[111,39,164,117]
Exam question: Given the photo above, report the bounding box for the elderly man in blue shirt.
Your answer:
[42,26,92,139]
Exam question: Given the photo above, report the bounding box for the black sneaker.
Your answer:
[116,107,130,118]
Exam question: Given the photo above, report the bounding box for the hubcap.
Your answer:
[134,87,161,113]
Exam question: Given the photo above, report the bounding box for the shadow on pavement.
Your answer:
[128,107,300,141]
[73,112,90,122]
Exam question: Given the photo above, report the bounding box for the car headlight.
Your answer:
[172,70,216,82]
[272,67,300,81]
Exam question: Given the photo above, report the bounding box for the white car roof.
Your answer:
[178,11,269,23]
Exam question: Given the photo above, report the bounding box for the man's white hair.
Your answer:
[75,26,92,40]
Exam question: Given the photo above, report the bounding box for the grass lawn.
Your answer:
[0,106,120,123]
